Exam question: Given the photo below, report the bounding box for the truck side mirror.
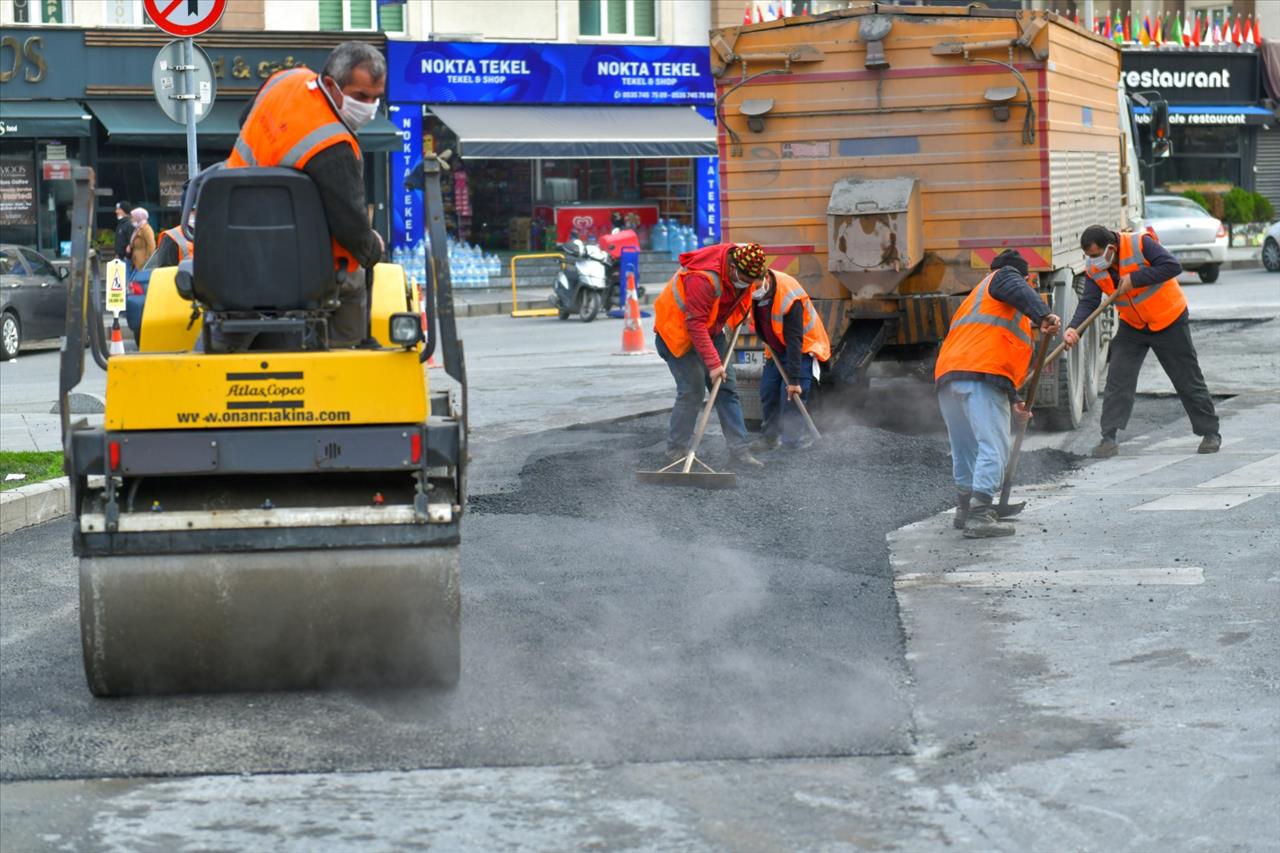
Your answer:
[1151,100,1171,158]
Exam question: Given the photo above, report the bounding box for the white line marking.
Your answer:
[1195,453,1280,489]
[1073,454,1192,489]
[894,566,1204,589]
[1134,492,1269,511]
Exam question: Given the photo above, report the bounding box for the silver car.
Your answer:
[1142,194,1228,283]
[1263,221,1280,273]
[1,245,69,360]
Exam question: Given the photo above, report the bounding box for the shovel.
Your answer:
[637,322,746,489]
[760,343,822,442]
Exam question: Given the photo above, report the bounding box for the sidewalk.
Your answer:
[1224,244,1261,271]
[883,389,1280,849]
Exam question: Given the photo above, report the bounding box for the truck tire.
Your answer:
[1044,341,1085,430]
[1082,321,1100,409]
[735,362,764,430]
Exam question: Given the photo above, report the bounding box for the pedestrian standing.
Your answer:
[127,208,155,272]
[653,242,767,469]
[749,269,830,452]
[935,250,1060,538]
[1066,225,1220,457]
[114,201,134,275]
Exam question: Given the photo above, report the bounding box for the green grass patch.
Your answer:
[0,451,64,491]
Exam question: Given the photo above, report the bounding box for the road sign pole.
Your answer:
[183,37,198,182]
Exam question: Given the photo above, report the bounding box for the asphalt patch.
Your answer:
[1,413,1078,782]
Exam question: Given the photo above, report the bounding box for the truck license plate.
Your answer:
[736,350,762,366]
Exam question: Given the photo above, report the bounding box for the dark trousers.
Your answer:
[1101,313,1218,438]
[760,354,814,447]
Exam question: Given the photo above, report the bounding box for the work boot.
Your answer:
[729,448,765,469]
[963,498,1015,538]
[749,435,780,454]
[1198,433,1222,454]
[665,446,691,464]
[782,436,816,452]
[953,492,972,530]
[1092,436,1119,458]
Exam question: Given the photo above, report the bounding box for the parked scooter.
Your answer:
[551,236,610,322]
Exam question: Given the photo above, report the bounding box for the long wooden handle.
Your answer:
[1032,288,1125,381]
[1000,332,1053,507]
[683,321,746,473]
[761,344,822,441]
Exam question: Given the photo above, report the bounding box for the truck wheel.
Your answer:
[1197,264,1220,284]
[1082,321,1100,409]
[0,312,19,361]
[1044,342,1085,430]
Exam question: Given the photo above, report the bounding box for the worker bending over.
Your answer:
[653,243,767,469]
[1065,225,1220,457]
[935,250,1060,538]
[225,41,386,348]
[749,268,830,453]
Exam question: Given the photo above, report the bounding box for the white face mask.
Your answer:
[752,279,771,303]
[1085,245,1115,274]
[339,96,379,129]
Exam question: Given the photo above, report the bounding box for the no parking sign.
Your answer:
[143,0,227,37]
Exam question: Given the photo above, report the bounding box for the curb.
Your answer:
[0,477,70,536]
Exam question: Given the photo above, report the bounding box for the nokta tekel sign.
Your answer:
[1121,49,1260,105]
[387,42,714,105]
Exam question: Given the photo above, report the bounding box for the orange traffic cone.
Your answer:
[615,272,652,356]
[109,316,125,356]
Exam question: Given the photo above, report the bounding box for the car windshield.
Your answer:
[1146,198,1210,219]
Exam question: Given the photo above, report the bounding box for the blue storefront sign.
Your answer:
[695,157,721,247]
[387,42,714,105]
[388,104,424,252]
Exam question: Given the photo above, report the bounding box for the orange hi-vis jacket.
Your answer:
[159,226,192,261]
[759,270,831,362]
[934,271,1035,386]
[225,68,361,272]
[1088,231,1187,332]
[654,267,752,359]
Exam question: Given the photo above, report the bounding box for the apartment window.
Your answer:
[378,1,405,34]
[579,0,656,39]
[319,0,375,32]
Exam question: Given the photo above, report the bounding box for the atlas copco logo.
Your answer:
[226,383,304,398]
[1124,68,1231,90]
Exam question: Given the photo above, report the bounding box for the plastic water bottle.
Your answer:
[668,223,683,261]
[652,218,667,253]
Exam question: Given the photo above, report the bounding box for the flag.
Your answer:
[1153,13,1162,46]
[1140,14,1152,46]
[1253,15,1262,47]
[1124,12,1132,43]
[1232,14,1243,46]
[1168,11,1182,47]
[1183,12,1193,46]
[1103,13,1111,39]
[1190,12,1200,48]
[1113,10,1124,44]
[1073,10,1080,29]
[744,1,752,24]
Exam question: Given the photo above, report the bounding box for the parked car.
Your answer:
[1142,194,1228,283]
[0,244,69,360]
[1263,221,1280,273]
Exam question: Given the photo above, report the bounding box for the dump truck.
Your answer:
[59,157,466,696]
[713,5,1168,429]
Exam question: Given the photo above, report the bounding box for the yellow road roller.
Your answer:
[59,160,466,696]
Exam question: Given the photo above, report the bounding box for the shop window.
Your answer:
[319,0,375,32]
[102,0,143,26]
[579,0,657,39]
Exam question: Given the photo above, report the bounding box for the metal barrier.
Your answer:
[509,253,564,318]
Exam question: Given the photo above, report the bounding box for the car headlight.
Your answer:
[389,313,422,346]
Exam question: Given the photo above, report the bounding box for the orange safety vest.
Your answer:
[1087,231,1187,332]
[225,68,362,272]
[160,226,192,261]
[934,270,1035,386]
[654,267,752,359]
[759,270,831,363]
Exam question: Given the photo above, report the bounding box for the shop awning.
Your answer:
[0,101,94,138]
[1133,104,1275,126]
[429,105,717,159]
[84,99,401,151]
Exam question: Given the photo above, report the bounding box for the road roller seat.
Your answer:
[191,166,338,313]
